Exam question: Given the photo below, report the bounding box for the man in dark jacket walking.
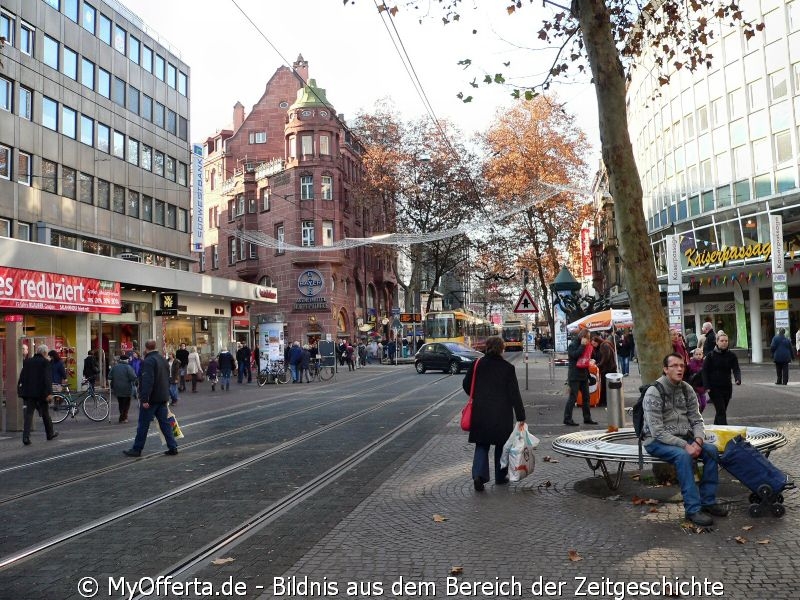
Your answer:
[123,339,178,457]
[770,328,795,385]
[19,344,57,445]
[236,342,252,384]
[701,332,741,425]
[175,343,189,392]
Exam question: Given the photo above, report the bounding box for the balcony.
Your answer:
[235,258,259,281]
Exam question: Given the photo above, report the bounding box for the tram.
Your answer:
[501,319,525,351]
[423,309,496,351]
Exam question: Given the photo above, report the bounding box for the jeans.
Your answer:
[220,369,232,390]
[131,401,177,453]
[238,363,251,383]
[290,363,300,382]
[169,384,179,403]
[472,443,507,483]
[618,355,630,375]
[645,440,719,515]
[564,379,592,423]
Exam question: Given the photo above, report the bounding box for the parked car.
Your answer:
[414,342,483,375]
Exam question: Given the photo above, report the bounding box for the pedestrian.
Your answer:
[387,339,396,364]
[701,321,716,357]
[83,350,100,385]
[770,328,795,385]
[185,346,203,393]
[701,332,741,425]
[687,348,708,412]
[109,353,138,423]
[48,350,68,389]
[288,341,303,383]
[462,335,526,491]
[591,333,616,407]
[300,344,312,382]
[563,328,598,426]
[123,339,178,457]
[175,343,189,392]
[642,352,728,527]
[236,342,251,384]
[206,356,219,390]
[128,350,142,378]
[670,328,690,365]
[616,332,633,376]
[253,345,261,380]
[167,352,181,404]
[217,347,236,391]
[19,344,57,445]
[345,343,355,371]
[684,328,698,353]
[358,341,367,368]
[795,329,800,364]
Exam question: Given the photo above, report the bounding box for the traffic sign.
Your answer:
[512,289,539,313]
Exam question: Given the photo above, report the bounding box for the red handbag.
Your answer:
[576,344,593,369]
[460,358,480,431]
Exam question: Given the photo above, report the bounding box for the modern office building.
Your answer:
[624,0,800,360]
[0,0,274,429]
[198,57,396,349]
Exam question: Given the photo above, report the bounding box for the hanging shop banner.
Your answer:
[0,267,121,314]
[580,228,592,277]
[191,143,205,252]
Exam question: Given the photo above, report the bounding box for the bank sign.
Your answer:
[0,267,121,314]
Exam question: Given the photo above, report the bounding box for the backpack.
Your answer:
[632,381,667,471]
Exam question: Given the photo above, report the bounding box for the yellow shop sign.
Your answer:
[684,243,772,267]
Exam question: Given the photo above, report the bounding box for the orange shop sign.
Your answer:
[0,267,121,314]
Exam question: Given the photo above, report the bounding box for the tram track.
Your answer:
[0,372,458,571]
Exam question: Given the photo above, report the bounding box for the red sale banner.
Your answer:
[580,228,593,277]
[0,267,121,314]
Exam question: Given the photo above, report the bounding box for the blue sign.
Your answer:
[298,269,324,298]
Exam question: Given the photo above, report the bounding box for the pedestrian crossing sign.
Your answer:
[513,289,539,314]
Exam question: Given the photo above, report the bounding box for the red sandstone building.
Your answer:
[197,56,397,349]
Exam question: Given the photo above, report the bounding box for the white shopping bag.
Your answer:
[500,424,540,482]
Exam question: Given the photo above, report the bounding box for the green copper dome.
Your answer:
[290,79,330,109]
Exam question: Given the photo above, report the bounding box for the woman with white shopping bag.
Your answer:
[461,336,526,492]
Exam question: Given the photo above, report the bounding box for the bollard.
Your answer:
[606,372,625,430]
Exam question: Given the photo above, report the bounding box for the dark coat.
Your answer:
[109,360,138,398]
[218,351,235,372]
[462,355,525,445]
[702,347,741,389]
[19,353,53,400]
[702,328,716,356]
[567,336,591,381]
[83,355,100,379]
[770,334,795,363]
[139,350,171,404]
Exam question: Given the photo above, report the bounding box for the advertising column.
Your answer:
[665,234,684,334]
[770,215,789,334]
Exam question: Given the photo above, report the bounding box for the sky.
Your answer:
[120,0,600,162]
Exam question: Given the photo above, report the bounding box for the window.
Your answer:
[300,175,313,200]
[301,221,315,246]
[167,63,177,88]
[249,131,267,144]
[97,123,110,153]
[301,134,313,155]
[154,200,165,225]
[753,138,771,172]
[63,46,77,79]
[20,21,34,56]
[18,86,31,121]
[42,159,58,193]
[260,188,270,211]
[81,58,95,89]
[112,185,125,213]
[0,77,10,112]
[141,195,152,221]
[62,106,76,138]
[155,54,165,80]
[128,190,139,218]
[43,35,59,69]
[44,0,59,10]
[17,222,31,241]
[98,13,111,45]
[64,0,78,22]
[684,113,695,138]
[82,2,96,33]
[0,144,9,179]
[211,244,219,268]
[80,115,93,146]
[178,208,188,232]
[276,224,285,254]
[17,152,31,185]
[127,138,139,165]
[165,156,175,181]
[248,243,257,260]
[166,109,176,134]
[747,80,766,111]
[0,12,13,48]
[288,134,296,158]
[178,117,187,141]
[98,68,110,98]
[142,94,152,121]
[113,130,125,159]
[42,96,58,131]
[79,172,93,203]
[128,35,140,64]
[62,167,76,199]
[770,70,788,101]
[153,150,164,176]
[322,221,334,246]
[141,145,152,171]
[128,85,139,115]
[321,176,333,200]
[775,130,792,164]
[166,204,176,229]
[320,134,330,155]
[177,162,187,186]
[113,25,126,54]
[113,77,125,106]
[235,194,245,216]
[97,179,110,209]
[154,102,164,128]
[141,45,153,73]
[178,71,187,96]
[0,218,9,237]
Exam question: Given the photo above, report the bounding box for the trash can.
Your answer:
[606,372,625,429]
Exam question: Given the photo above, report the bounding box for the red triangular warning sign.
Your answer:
[513,289,539,314]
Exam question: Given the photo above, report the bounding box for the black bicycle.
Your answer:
[50,379,110,423]
[257,360,289,386]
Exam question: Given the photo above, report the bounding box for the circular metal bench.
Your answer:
[551,427,787,490]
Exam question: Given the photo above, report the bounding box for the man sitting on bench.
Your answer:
[643,352,729,527]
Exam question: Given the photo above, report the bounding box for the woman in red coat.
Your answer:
[462,336,526,491]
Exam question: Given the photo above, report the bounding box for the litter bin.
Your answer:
[606,373,625,429]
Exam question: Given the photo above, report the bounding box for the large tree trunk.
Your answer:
[574,0,671,381]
